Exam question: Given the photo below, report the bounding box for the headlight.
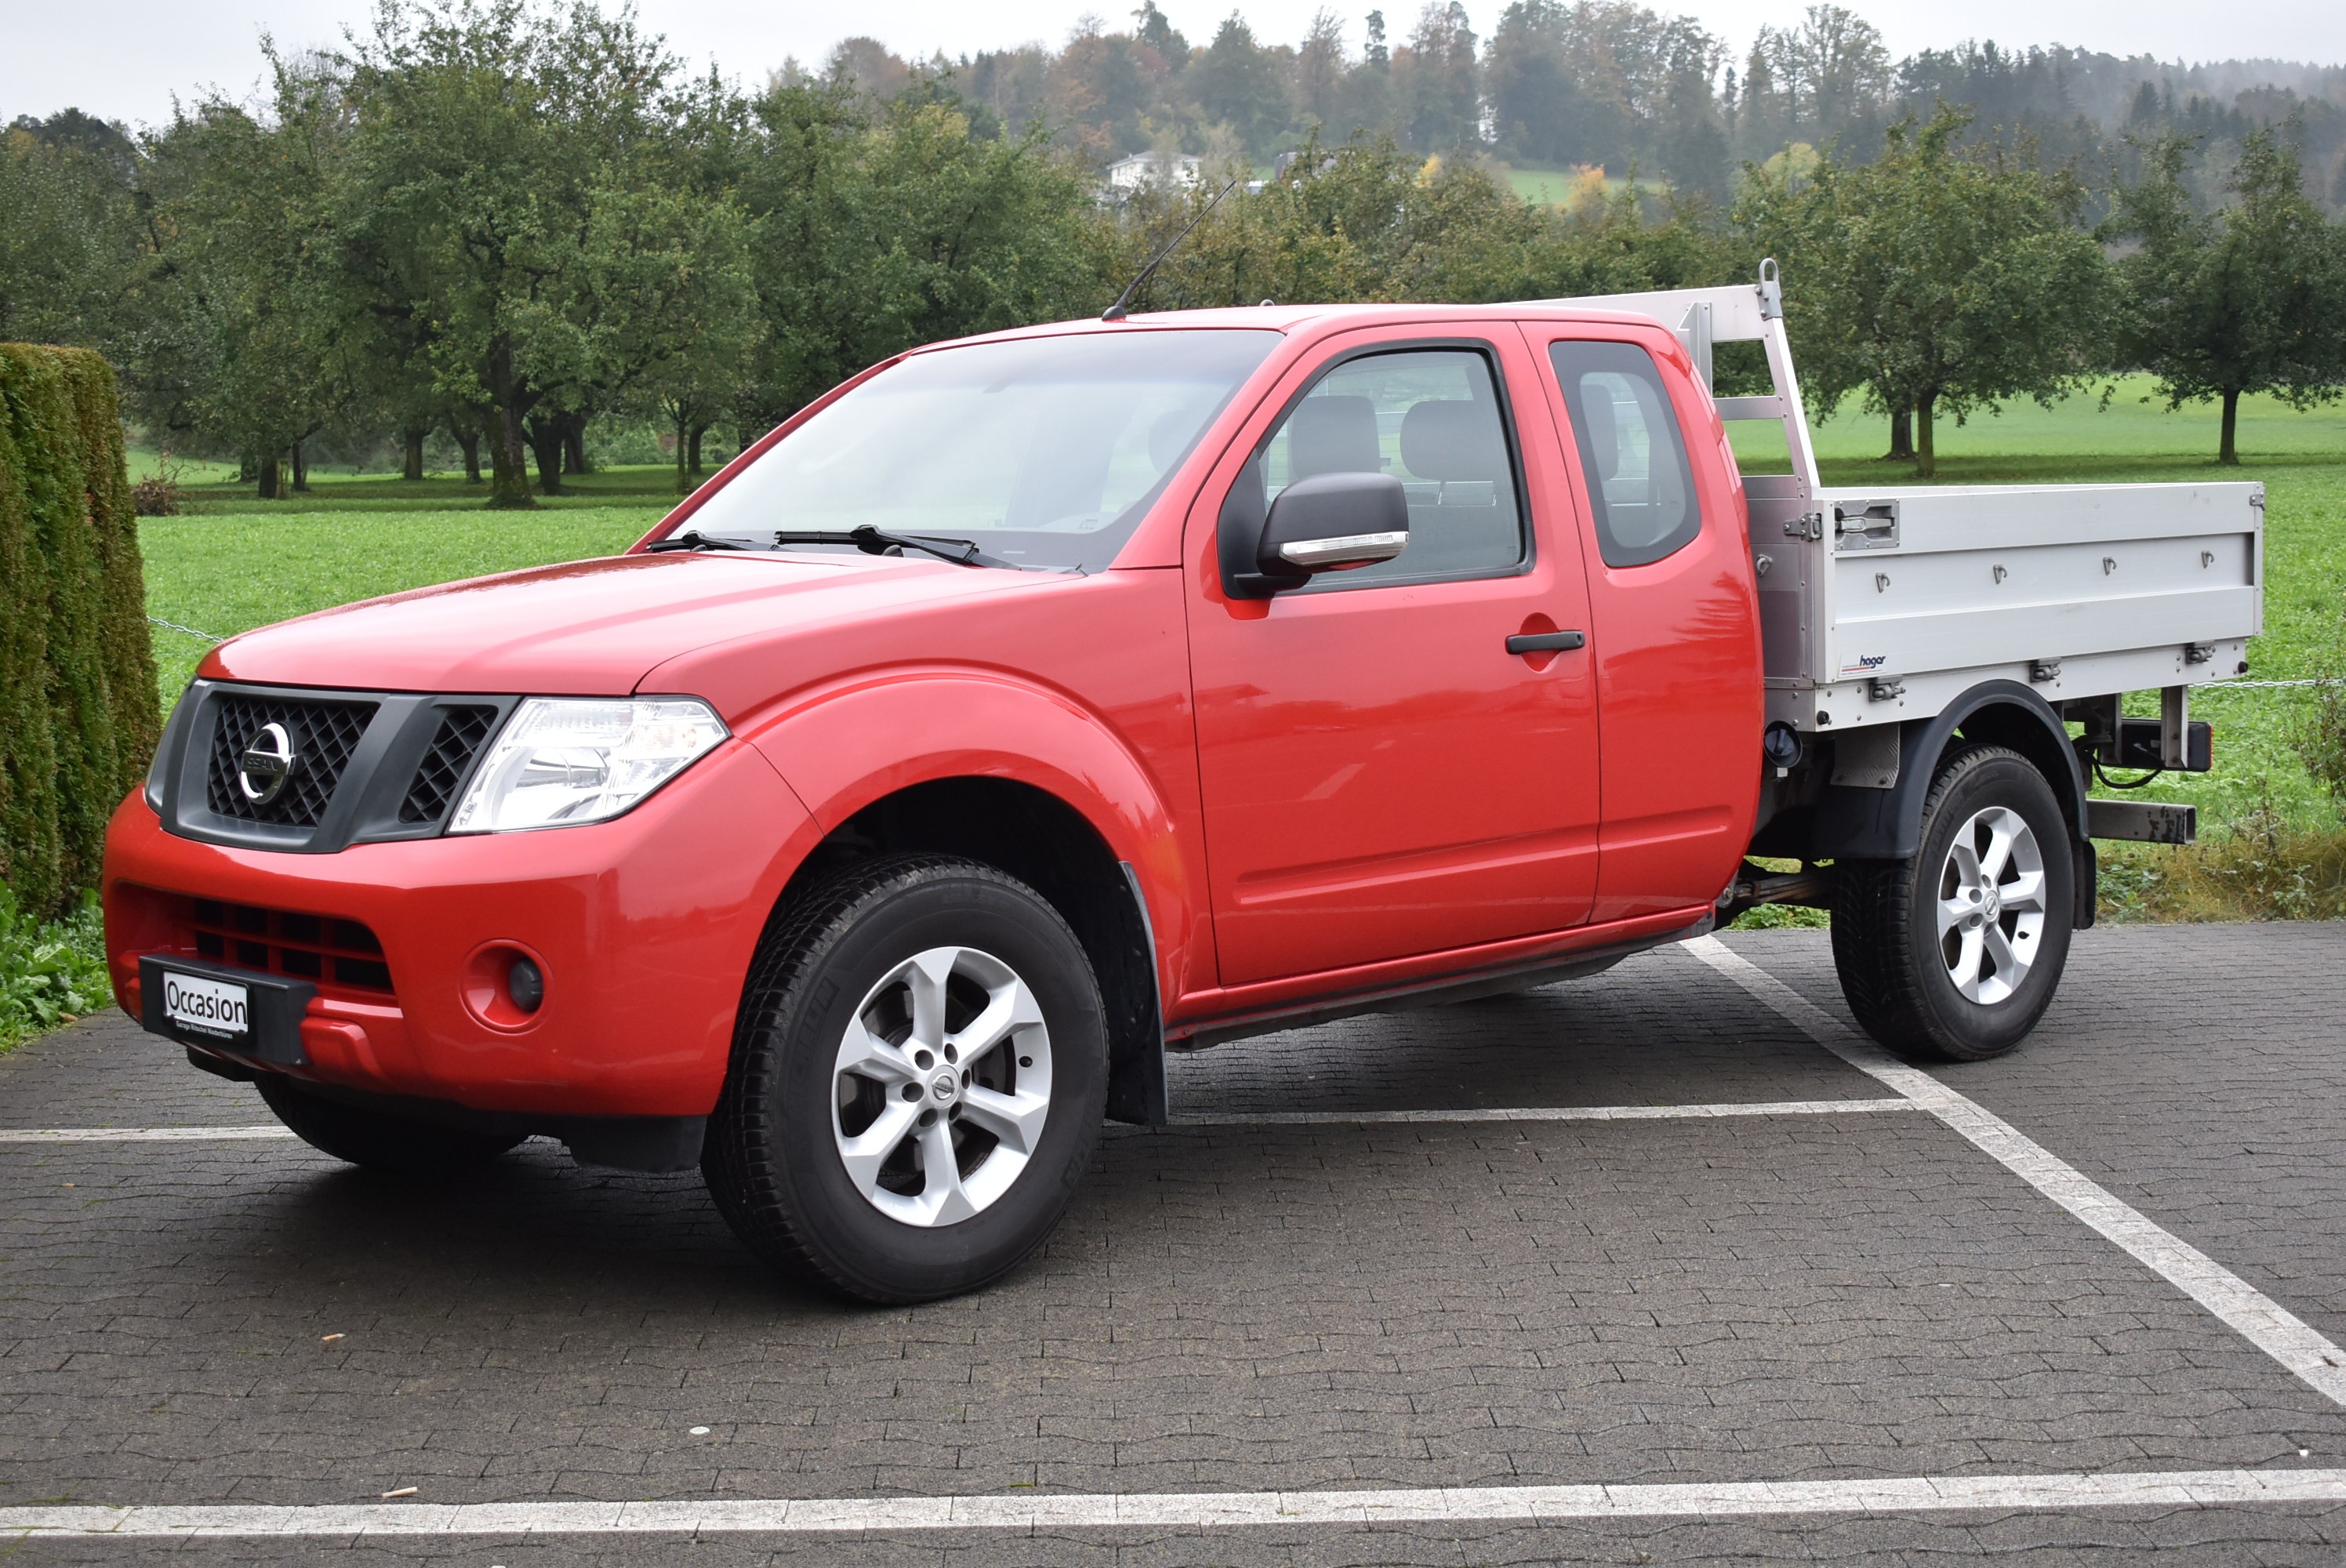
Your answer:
[448,697,728,833]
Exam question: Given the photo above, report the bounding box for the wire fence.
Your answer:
[147,615,225,645]
[2204,678,2343,689]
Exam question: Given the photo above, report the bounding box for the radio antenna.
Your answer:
[1101,175,1241,321]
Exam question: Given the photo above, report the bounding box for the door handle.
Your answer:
[1505,630,1586,655]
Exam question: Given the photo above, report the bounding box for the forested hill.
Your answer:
[806,3,2345,211]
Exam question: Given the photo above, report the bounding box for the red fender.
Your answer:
[743,667,1211,1004]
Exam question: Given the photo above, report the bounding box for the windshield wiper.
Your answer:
[649,524,1014,568]
[644,531,764,554]
[772,526,1014,569]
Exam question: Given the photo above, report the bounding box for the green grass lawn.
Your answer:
[139,464,678,699]
[150,456,690,512]
[128,448,243,486]
[1732,375,2346,467]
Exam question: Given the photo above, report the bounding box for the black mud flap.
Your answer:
[557,1116,708,1173]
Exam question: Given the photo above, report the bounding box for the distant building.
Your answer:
[1106,153,1203,193]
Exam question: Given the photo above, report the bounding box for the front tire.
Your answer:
[703,855,1108,1305]
[1832,745,2075,1062]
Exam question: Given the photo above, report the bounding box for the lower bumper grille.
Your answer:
[184,897,394,996]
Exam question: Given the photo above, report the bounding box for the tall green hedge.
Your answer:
[0,346,160,916]
[60,352,161,779]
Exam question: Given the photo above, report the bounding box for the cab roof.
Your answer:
[928,299,1672,350]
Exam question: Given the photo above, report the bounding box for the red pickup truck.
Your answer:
[104,287,2259,1302]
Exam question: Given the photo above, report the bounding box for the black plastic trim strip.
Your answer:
[1168,913,1714,1053]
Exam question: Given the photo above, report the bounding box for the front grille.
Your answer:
[205,696,377,826]
[398,706,498,824]
[185,898,394,994]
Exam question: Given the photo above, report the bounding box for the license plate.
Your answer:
[161,970,250,1040]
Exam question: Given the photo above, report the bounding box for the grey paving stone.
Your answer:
[0,1014,260,1128]
[1718,922,2346,1351]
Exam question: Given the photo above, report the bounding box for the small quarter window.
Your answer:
[1549,341,1701,568]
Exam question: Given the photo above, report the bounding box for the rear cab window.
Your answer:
[1547,340,1701,568]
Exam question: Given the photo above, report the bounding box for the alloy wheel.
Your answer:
[1934,804,2049,1006]
[830,945,1053,1227]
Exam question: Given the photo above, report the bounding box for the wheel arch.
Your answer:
[744,671,1208,1126]
[1810,681,2090,862]
[769,775,1168,1126]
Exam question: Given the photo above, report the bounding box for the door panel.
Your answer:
[1185,330,1602,987]
[1527,326,1763,924]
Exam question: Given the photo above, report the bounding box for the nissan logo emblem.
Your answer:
[237,721,297,805]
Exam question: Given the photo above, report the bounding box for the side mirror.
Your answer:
[1219,470,1409,600]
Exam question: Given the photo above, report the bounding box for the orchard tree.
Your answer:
[2108,129,2346,464]
[1743,106,2112,475]
[1123,133,1741,313]
[593,183,758,492]
[1139,135,1531,307]
[135,71,361,496]
[737,82,1109,423]
[0,118,145,353]
[335,0,683,506]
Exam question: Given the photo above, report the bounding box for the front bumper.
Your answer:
[103,739,815,1117]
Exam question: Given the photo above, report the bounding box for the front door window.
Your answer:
[1251,348,1527,587]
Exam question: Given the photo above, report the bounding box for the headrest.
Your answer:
[1399,399,1505,483]
[1286,395,1381,479]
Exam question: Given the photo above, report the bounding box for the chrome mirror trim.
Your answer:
[1276,531,1409,570]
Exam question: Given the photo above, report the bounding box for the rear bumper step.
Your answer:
[2086,799,2196,845]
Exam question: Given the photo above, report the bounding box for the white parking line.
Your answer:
[4,1106,1917,1143]
[1685,935,2346,1409]
[1170,1098,1914,1126]
[0,1126,296,1143]
[5,1468,2342,1537]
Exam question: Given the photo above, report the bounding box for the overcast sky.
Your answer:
[6,0,2340,129]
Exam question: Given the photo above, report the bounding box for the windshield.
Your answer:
[681,328,1282,572]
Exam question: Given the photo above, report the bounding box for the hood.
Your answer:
[203,551,1044,701]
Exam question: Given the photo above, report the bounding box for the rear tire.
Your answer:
[1832,744,2075,1062]
[703,855,1107,1305]
[257,1077,524,1174]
